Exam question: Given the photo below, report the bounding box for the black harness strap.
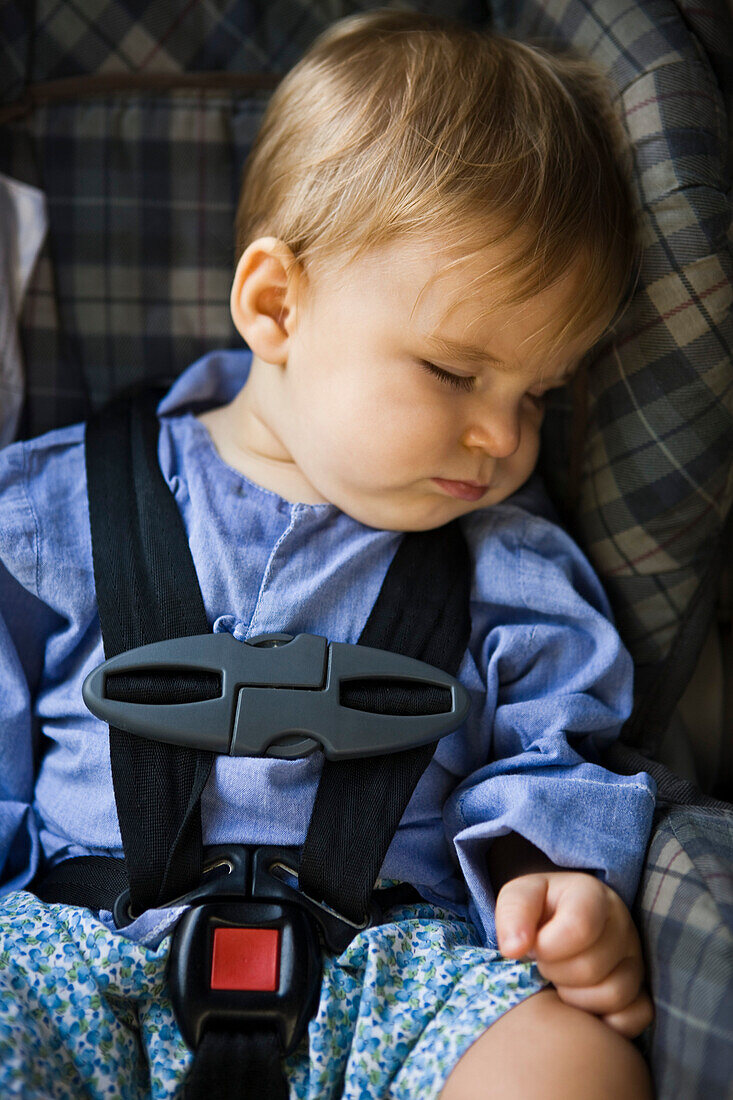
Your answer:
[186,1029,287,1100]
[299,523,472,922]
[85,388,215,915]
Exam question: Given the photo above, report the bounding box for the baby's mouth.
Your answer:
[432,478,489,502]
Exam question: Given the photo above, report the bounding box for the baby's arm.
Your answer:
[489,832,653,1038]
[0,440,66,893]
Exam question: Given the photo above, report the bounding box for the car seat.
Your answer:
[0,1,731,1096]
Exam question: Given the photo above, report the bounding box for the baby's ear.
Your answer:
[230,237,301,365]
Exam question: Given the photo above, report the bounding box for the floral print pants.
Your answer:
[0,891,546,1099]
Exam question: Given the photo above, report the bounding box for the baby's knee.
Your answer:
[526,990,652,1099]
[440,989,653,1100]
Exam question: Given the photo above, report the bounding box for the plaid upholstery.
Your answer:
[0,89,270,425]
[0,0,486,89]
[491,0,733,748]
[636,805,733,1098]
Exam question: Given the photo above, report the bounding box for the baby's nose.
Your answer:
[460,405,522,459]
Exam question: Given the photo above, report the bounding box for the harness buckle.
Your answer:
[163,844,378,1054]
[113,845,378,953]
[167,896,321,1055]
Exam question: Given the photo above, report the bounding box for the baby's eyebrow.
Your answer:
[423,334,504,367]
[424,333,582,383]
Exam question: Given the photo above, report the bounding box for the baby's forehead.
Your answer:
[314,236,607,363]
[412,259,598,359]
[385,233,582,307]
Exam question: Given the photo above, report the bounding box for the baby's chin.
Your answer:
[331,479,528,532]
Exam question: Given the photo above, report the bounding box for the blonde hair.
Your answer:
[235,8,639,358]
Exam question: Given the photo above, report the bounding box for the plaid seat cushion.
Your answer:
[491,0,733,751]
[636,803,733,1098]
[0,0,487,91]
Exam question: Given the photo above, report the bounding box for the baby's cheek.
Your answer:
[514,416,542,475]
[361,406,435,464]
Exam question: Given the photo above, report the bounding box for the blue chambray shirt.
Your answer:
[0,349,656,947]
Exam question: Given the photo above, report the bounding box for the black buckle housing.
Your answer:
[168,897,321,1055]
[116,845,376,954]
[164,845,378,1055]
[82,631,470,759]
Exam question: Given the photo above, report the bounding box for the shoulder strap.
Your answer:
[299,524,471,922]
[85,388,471,920]
[85,388,214,915]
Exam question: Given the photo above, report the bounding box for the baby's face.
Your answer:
[241,236,596,531]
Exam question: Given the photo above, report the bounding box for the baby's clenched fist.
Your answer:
[495,870,653,1038]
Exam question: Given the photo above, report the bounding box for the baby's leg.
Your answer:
[439,988,653,1100]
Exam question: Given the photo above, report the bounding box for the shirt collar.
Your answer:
[157,348,253,417]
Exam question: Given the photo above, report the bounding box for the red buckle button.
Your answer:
[210,927,280,991]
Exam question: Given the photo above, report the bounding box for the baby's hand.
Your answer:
[495,871,653,1038]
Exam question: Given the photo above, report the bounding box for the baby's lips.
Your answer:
[432,477,488,501]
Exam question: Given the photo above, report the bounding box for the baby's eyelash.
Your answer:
[418,359,475,393]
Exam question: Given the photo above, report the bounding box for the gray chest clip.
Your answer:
[82,632,470,760]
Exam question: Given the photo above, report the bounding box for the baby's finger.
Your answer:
[602,990,655,1039]
[535,919,625,988]
[495,874,548,958]
[533,876,608,962]
[554,955,643,1017]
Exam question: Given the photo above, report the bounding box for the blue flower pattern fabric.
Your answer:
[0,891,546,1099]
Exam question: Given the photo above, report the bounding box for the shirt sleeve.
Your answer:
[0,441,57,893]
[444,502,657,946]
